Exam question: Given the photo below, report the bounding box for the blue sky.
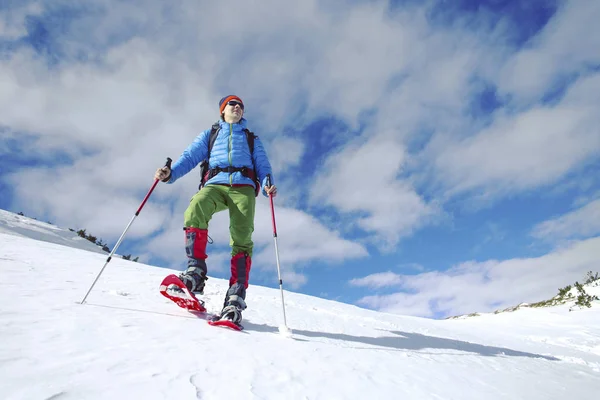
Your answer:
[1,0,599,318]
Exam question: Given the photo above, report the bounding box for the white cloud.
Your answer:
[281,269,308,291]
[268,136,305,175]
[311,135,437,248]
[7,164,171,240]
[1,0,598,290]
[357,236,600,318]
[252,201,368,265]
[532,198,600,241]
[349,271,403,289]
[0,2,43,39]
[419,1,600,204]
[430,71,600,200]
[498,0,600,104]
[0,0,496,251]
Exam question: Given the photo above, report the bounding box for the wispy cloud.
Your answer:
[498,0,600,104]
[357,237,600,318]
[532,198,600,241]
[422,0,600,204]
[268,136,305,175]
[349,271,403,289]
[0,1,43,39]
[251,205,368,266]
[281,269,308,291]
[429,71,600,203]
[311,136,438,249]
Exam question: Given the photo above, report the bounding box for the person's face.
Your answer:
[223,100,244,123]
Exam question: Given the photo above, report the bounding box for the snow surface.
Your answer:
[1,210,599,399]
[0,209,106,255]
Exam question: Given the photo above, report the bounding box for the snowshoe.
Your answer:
[159,274,206,312]
[208,302,245,331]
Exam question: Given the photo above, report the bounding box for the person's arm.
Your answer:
[165,129,211,184]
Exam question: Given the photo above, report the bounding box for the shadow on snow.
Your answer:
[244,322,558,361]
[84,303,558,361]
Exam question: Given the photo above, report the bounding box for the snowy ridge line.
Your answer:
[448,276,600,319]
[0,208,109,255]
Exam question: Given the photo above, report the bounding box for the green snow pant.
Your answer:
[184,185,255,257]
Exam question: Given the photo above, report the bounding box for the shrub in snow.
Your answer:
[584,271,599,286]
[573,281,599,309]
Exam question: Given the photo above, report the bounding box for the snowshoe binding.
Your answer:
[159,274,206,312]
[208,296,246,331]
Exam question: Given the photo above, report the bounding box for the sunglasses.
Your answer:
[227,100,244,110]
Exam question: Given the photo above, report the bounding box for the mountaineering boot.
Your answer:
[179,227,209,294]
[218,294,247,325]
[178,267,208,295]
[217,253,252,324]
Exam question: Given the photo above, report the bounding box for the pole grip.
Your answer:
[135,157,171,216]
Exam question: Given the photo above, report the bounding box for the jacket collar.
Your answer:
[219,117,247,129]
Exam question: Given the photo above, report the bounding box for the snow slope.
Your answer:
[1,211,599,399]
[0,209,106,255]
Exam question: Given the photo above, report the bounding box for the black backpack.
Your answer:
[198,122,260,196]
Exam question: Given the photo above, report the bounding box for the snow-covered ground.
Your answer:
[0,210,599,399]
[0,209,106,254]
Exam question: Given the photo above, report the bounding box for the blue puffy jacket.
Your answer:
[167,118,274,196]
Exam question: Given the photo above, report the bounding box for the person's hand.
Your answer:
[155,166,171,182]
[265,185,277,197]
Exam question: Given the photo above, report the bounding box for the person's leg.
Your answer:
[180,185,228,293]
[228,186,256,258]
[221,186,256,320]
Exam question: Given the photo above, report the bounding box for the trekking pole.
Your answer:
[80,157,172,304]
[266,175,291,335]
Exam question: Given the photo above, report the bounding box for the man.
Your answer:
[155,95,277,325]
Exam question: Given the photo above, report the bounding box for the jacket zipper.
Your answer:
[228,123,233,186]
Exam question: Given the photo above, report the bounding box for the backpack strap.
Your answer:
[207,122,221,159]
[242,129,260,196]
[198,122,221,190]
[242,128,256,156]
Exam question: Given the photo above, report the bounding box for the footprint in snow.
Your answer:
[109,290,131,297]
